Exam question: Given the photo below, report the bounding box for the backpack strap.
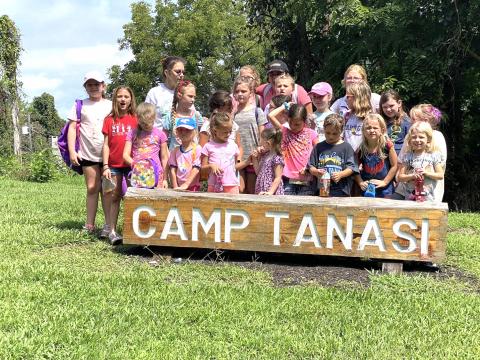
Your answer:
[75,99,83,122]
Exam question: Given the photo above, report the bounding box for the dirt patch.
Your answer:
[118,245,479,291]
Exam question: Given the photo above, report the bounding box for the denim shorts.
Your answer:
[283,177,315,196]
[110,167,131,177]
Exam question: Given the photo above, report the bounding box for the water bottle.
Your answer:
[414,168,426,202]
[319,171,330,197]
[364,181,376,197]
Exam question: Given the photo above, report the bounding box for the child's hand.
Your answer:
[306,113,317,129]
[210,163,222,175]
[310,167,326,177]
[70,152,81,167]
[175,184,188,190]
[259,191,272,195]
[331,171,343,183]
[103,168,112,180]
[359,181,369,191]
[370,179,386,188]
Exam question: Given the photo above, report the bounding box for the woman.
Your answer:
[145,56,186,130]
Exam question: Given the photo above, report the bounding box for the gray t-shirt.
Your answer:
[234,106,267,161]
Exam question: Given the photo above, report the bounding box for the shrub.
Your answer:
[29,149,57,183]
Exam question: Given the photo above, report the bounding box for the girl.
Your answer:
[343,81,373,153]
[379,90,411,155]
[67,71,112,235]
[407,103,447,202]
[252,128,284,195]
[233,76,268,194]
[330,64,381,115]
[163,80,202,150]
[168,117,202,191]
[268,103,318,195]
[123,102,169,189]
[393,122,444,202]
[145,56,186,130]
[308,82,334,141]
[308,114,357,197]
[354,114,398,198]
[101,86,137,244]
[201,112,250,194]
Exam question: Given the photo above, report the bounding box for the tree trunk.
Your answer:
[11,99,21,155]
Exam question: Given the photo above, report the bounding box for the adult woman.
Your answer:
[145,56,186,130]
[255,59,313,113]
[330,64,381,116]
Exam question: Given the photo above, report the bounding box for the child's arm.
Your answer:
[236,132,243,160]
[235,154,252,171]
[370,145,398,188]
[251,149,261,175]
[122,141,133,166]
[423,163,444,180]
[396,163,415,183]
[160,142,169,188]
[308,165,326,178]
[102,134,112,180]
[267,104,288,129]
[331,168,354,183]
[176,167,200,190]
[67,120,81,166]
[169,166,178,189]
[354,174,369,191]
[199,131,209,147]
[260,163,284,195]
[201,154,221,175]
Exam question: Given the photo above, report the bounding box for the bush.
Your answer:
[29,149,57,183]
[0,155,30,181]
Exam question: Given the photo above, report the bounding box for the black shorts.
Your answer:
[79,159,102,167]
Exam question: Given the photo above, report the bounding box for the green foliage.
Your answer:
[0,155,28,180]
[28,149,57,183]
[30,93,64,137]
[109,0,270,111]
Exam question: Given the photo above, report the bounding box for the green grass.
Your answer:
[0,177,479,359]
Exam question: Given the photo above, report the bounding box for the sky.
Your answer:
[1,0,153,118]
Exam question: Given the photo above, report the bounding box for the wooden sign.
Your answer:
[123,189,448,263]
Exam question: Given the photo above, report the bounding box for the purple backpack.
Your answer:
[129,158,160,189]
[58,100,83,174]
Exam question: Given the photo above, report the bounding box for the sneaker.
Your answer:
[100,225,111,239]
[109,232,123,246]
[82,224,96,234]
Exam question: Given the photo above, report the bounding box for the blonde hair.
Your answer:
[274,74,295,89]
[239,65,260,88]
[170,80,196,130]
[136,102,156,132]
[359,114,388,160]
[342,64,368,87]
[233,75,255,94]
[409,104,442,129]
[346,81,372,119]
[404,121,439,154]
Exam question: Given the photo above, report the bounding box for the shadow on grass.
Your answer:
[55,220,86,231]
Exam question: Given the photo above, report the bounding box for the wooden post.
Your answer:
[123,189,448,265]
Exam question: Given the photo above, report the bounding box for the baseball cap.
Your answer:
[175,117,196,130]
[83,71,105,85]
[309,82,333,96]
[267,59,289,74]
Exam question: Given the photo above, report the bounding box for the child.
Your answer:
[343,81,373,153]
[307,82,334,142]
[252,128,284,195]
[201,112,249,194]
[123,102,169,188]
[233,76,268,194]
[379,90,411,154]
[393,122,444,202]
[407,104,447,201]
[308,114,358,197]
[67,71,112,235]
[354,114,398,198]
[163,80,202,150]
[264,94,291,128]
[101,86,137,244]
[268,103,318,195]
[168,117,202,191]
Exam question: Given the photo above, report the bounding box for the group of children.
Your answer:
[68,64,447,244]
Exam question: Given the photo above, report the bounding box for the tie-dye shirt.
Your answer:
[126,127,167,171]
[168,144,202,189]
[281,125,318,181]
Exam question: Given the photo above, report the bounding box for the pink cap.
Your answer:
[309,82,333,96]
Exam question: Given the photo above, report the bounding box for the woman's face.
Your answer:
[344,70,364,86]
[164,61,185,88]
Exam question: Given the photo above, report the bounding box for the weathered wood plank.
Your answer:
[123,189,448,262]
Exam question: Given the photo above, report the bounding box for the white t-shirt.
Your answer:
[145,83,175,130]
[67,98,112,162]
[343,114,363,152]
[200,119,239,143]
[312,110,334,142]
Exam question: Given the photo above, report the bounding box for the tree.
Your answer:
[109,0,271,111]
[0,15,22,155]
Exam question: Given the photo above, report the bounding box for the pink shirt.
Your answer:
[281,126,317,181]
[126,127,167,169]
[168,144,202,189]
[201,140,240,187]
[255,83,312,110]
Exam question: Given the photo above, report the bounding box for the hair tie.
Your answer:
[430,106,442,121]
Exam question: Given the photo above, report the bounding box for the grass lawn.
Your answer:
[0,177,479,359]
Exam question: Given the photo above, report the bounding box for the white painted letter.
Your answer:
[358,217,386,252]
[132,206,157,239]
[265,211,289,246]
[420,218,430,256]
[160,208,187,240]
[326,214,353,250]
[224,209,250,243]
[293,213,321,248]
[392,218,418,253]
[192,208,221,242]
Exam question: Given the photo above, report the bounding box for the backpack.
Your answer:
[58,100,83,174]
[130,158,160,189]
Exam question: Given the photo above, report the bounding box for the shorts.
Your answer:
[207,185,240,194]
[79,159,102,167]
[283,177,315,196]
[245,165,256,174]
[110,167,131,177]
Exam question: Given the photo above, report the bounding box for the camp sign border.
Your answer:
[123,189,448,262]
